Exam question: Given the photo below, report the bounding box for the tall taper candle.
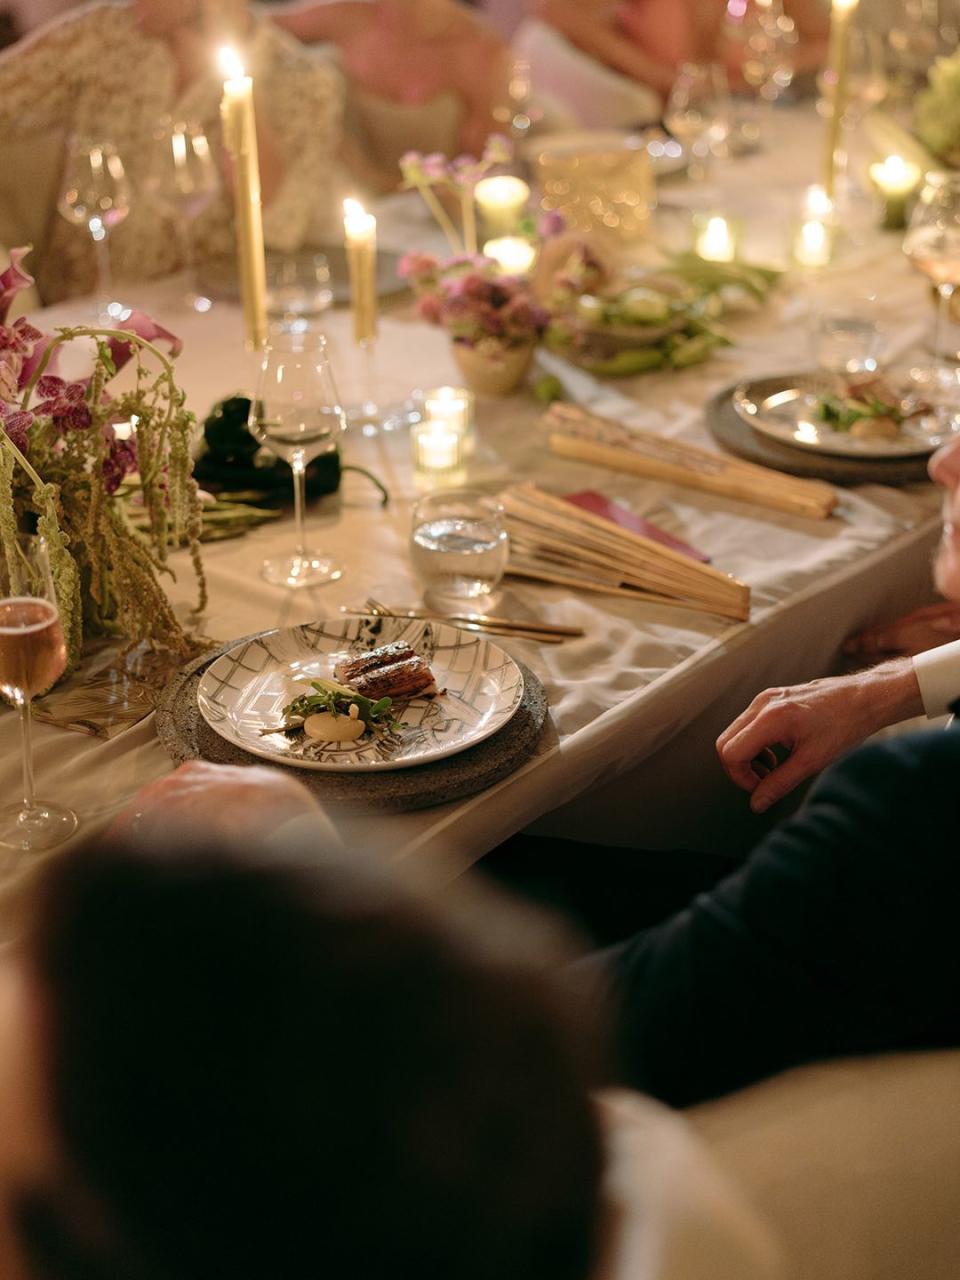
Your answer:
[219,47,267,350]
[822,0,860,201]
[343,198,377,344]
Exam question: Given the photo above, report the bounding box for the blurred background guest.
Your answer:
[0,0,342,304]
[270,0,510,192]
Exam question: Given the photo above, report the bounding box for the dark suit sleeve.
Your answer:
[594,726,960,1107]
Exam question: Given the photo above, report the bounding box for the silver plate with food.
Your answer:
[732,372,960,459]
[196,618,525,773]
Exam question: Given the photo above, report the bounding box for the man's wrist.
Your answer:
[857,657,923,728]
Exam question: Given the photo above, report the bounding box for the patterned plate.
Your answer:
[196,617,525,773]
[733,373,960,459]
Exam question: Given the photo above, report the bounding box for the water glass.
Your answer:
[811,296,886,375]
[144,118,220,312]
[410,490,509,606]
[266,252,333,332]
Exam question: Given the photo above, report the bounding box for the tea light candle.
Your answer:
[803,184,834,221]
[793,218,833,268]
[482,236,537,275]
[475,175,531,237]
[423,386,474,432]
[694,214,738,263]
[412,418,464,476]
[343,197,377,344]
[869,154,922,230]
[219,47,267,351]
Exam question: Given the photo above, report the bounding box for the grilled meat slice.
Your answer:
[349,656,436,701]
[334,642,417,685]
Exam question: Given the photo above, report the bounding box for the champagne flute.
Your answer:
[903,173,960,390]
[248,331,347,588]
[144,118,221,312]
[664,63,731,181]
[57,136,131,323]
[0,534,78,853]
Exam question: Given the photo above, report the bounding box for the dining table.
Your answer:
[0,104,948,881]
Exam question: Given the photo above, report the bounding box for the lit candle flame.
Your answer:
[219,46,245,81]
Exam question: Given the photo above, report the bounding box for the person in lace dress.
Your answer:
[0,0,343,303]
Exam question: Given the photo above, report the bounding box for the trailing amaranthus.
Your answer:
[0,248,206,672]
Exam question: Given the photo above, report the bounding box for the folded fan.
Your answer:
[545,403,838,521]
[501,483,751,621]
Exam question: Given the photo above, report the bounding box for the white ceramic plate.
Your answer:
[732,373,960,459]
[196,618,525,773]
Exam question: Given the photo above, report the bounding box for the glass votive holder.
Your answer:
[791,217,834,270]
[265,251,333,331]
[692,212,740,263]
[411,417,466,488]
[421,385,476,456]
[410,489,509,605]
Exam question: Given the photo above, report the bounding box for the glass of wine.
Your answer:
[144,118,220,312]
[0,534,78,853]
[247,330,347,589]
[56,136,131,323]
[903,173,960,391]
[664,63,731,181]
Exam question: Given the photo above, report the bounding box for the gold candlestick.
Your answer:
[219,47,267,351]
[343,197,377,344]
[822,0,860,202]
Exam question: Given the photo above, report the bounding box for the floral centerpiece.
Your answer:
[915,50,960,168]
[400,136,513,256]
[400,252,549,394]
[0,249,205,673]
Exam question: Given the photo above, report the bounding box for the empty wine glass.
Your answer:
[903,173,960,391]
[664,63,731,181]
[0,534,78,854]
[145,118,220,312]
[248,331,347,588]
[57,136,131,323]
[265,252,333,332]
[721,0,796,148]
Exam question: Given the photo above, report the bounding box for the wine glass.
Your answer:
[903,173,960,391]
[720,0,796,147]
[0,534,78,853]
[664,63,731,181]
[144,119,220,312]
[57,136,131,323]
[248,331,347,589]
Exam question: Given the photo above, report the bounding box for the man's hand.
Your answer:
[716,659,922,813]
[843,602,960,659]
[109,762,320,842]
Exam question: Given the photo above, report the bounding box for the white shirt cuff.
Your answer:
[913,638,960,719]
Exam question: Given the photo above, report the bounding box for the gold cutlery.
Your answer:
[340,600,579,644]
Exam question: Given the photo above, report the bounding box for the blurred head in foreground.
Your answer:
[0,835,604,1280]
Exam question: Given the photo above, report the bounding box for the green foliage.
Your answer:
[916,51,960,164]
[0,326,206,670]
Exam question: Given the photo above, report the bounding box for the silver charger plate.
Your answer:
[197,618,525,773]
[732,372,960,459]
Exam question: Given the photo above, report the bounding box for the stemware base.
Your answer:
[344,398,422,437]
[260,552,343,589]
[0,801,78,853]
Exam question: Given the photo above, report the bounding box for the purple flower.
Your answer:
[0,354,21,402]
[538,209,568,239]
[482,135,513,167]
[0,402,33,453]
[102,436,137,495]
[34,375,92,432]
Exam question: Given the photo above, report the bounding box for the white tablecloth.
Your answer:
[0,107,945,878]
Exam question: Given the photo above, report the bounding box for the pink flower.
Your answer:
[538,210,567,239]
[0,248,35,325]
[417,293,443,325]
[34,375,92,432]
[397,251,439,282]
